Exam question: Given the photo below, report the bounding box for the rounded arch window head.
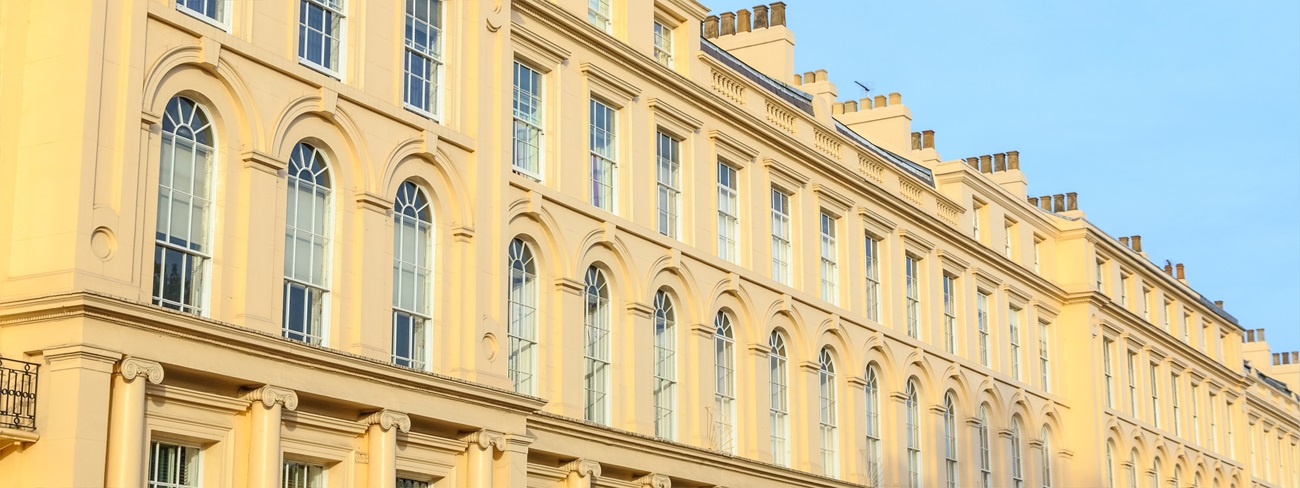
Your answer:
[584,266,608,298]
[394,181,432,222]
[769,331,787,356]
[944,392,956,412]
[715,311,734,338]
[163,96,214,146]
[819,347,835,373]
[509,238,536,274]
[290,142,332,187]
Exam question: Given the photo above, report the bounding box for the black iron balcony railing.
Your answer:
[0,356,39,431]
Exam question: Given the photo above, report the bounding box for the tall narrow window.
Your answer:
[820,212,838,305]
[1141,287,1151,321]
[1208,393,1217,450]
[1190,384,1200,443]
[1041,427,1053,488]
[1105,442,1116,488]
[1226,401,1234,456]
[713,312,736,453]
[1010,306,1022,381]
[819,348,838,477]
[1151,460,1161,488]
[905,255,920,339]
[865,236,881,321]
[972,201,983,241]
[587,0,611,33]
[978,405,992,488]
[655,132,681,238]
[154,97,215,315]
[1127,450,1138,488]
[583,267,611,424]
[283,143,332,346]
[1172,374,1182,436]
[906,380,922,488]
[978,292,990,367]
[588,100,618,214]
[1004,221,1014,259]
[282,460,325,488]
[149,441,200,488]
[1039,321,1051,392]
[1095,259,1105,293]
[653,291,677,440]
[1149,363,1161,428]
[1011,417,1024,488]
[507,239,538,394]
[1181,313,1190,343]
[652,21,674,67]
[770,189,792,284]
[944,393,958,488]
[1102,339,1114,408]
[404,0,443,118]
[177,0,227,26]
[864,366,882,487]
[717,163,739,263]
[942,274,957,354]
[1126,351,1138,416]
[1033,237,1042,274]
[1163,301,1173,334]
[1119,273,1129,307]
[512,62,543,180]
[391,181,433,370]
[769,332,790,466]
[298,0,345,75]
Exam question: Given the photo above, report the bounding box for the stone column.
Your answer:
[242,385,298,488]
[363,410,410,488]
[38,345,122,487]
[561,459,601,488]
[998,428,1015,486]
[461,429,505,488]
[844,376,867,484]
[105,357,164,488]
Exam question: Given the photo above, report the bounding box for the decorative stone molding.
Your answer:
[241,385,299,411]
[361,410,411,433]
[764,100,795,134]
[355,191,394,213]
[561,458,601,479]
[117,357,164,384]
[555,277,584,295]
[899,180,924,206]
[580,62,641,103]
[626,301,653,318]
[710,69,745,105]
[647,98,703,134]
[637,473,671,488]
[813,129,842,159]
[858,154,885,184]
[242,149,287,175]
[462,429,506,452]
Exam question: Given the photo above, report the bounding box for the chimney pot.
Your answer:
[1131,235,1142,252]
[1007,150,1020,170]
[888,92,902,105]
[770,2,787,26]
[844,100,858,113]
[922,130,935,149]
[720,12,736,36]
[874,95,887,108]
[1274,353,1281,365]
[704,16,719,38]
[1215,300,1224,309]
[1164,263,1174,275]
[1247,330,1256,342]
[753,5,770,29]
[1066,192,1078,211]
[1028,196,1039,206]
[911,132,922,151]
[979,155,993,173]
[1053,194,1066,212]
[994,153,1007,172]
[1119,236,1130,247]
[737,9,752,33]
[1257,329,1265,342]
[1176,263,1185,280]
[1292,351,1298,363]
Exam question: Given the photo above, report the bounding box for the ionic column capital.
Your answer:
[636,473,670,488]
[561,458,601,479]
[361,410,411,433]
[462,429,506,452]
[117,356,164,384]
[241,385,299,411]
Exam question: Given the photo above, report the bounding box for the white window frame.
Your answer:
[153,96,216,316]
[865,236,881,321]
[1041,427,1053,488]
[1127,351,1138,416]
[282,142,333,347]
[864,366,882,487]
[652,20,674,68]
[978,405,992,488]
[905,255,920,339]
[944,394,958,488]
[653,290,677,440]
[583,267,611,425]
[403,0,445,120]
[298,0,347,78]
[906,380,922,488]
[770,188,792,285]
[1010,306,1022,381]
[1172,374,1182,436]
[1011,418,1024,488]
[1149,363,1161,428]
[713,312,736,453]
[512,62,544,181]
[978,292,990,367]
[942,274,957,354]
[820,212,838,305]
[282,459,326,488]
[588,99,618,213]
[769,332,790,466]
[1039,321,1051,392]
[391,181,433,371]
[149,440,201,488]
[507,238,538,395]
[587,0,612,33]
[818,348,839,478]
[1103,339,1114,408]
[717,162,739,263]
[175,0,230,29]
[655,131,681,239]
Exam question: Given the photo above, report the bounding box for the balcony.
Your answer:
[0,356,39,449]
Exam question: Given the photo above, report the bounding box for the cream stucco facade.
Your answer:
[0,1,1297,487]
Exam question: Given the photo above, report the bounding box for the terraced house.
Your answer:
[0,0,1296,487]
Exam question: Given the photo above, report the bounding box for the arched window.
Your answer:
[1011,416,1024,488]
[1128,449,1138,488]
[1041,426,1053,488]
[1172,465,1180,487]
[652,290,677,440]
[153,96,215,315]
[713,312,736,453]
[1105,441,1116,488]
[1194,473,1202,488]
[819,348,839,477]
[768,331,790,466]
[978,404,992,488]
[391,181,433,370]
[582,266,611,424]
[1151,459,1162,488]
[906,379,921,488]
[283,142,333,345]
[507,238,538,394]
[944,393,958,488]
[865,366,882,487]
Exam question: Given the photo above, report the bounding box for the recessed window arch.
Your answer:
[768,330,790,467]
[391,181,433,370]
[906,379,922,488]
[1105,440,1117,488]
[819,347,839,478]
[864,364,882,487]
[582,266,611,424]
[977,403,992,488]
[283,142,333,345]
[1128,449,1138,488]
[1011,415,1025,488]
[652,289,677,440]
[153,96,216,316]
[1041,426,1054,488]
[507,238,538,394]
[944,392,959,488]
[713,311,736,453]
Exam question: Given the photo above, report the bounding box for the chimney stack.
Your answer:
[1164,262,1174,275]
[704,16,719,38]
[911,132,922,150]
[1258,328,1266,342]
[922,130,935,149]
[993,153,1007,172]
[1215,300,1224,309]
[1039,195,1052,211]
[1053,194,1065,213]
[1066,192,1078,211]
[1175,263,1185,280]
[1131,235,1142,252]
[1247,330,1256,342]
[1119,237,1130,247]
[753,5,770,29]
[873,94,886,108]
[966,157,978,169]
[770,2,787,26]
[1028,196,1039,207]
[1007,151,1020,170]
[720,12,736,35]
[737,9,752,33]
[980,155,993,174]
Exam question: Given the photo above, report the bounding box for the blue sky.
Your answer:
[705,0,1300,352]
